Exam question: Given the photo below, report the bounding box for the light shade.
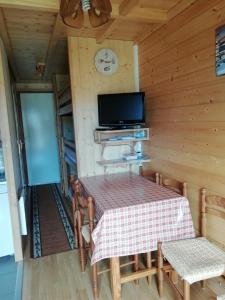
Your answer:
[60,0,112,28]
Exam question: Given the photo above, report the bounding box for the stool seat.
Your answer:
[162,237,225,284]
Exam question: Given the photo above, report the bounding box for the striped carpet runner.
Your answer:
[31,184,76,258]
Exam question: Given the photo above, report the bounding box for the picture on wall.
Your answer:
[216,25,225,76]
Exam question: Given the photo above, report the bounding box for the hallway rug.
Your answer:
[31,184,76,258]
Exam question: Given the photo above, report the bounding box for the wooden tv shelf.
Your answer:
[94,127,149,144]
[97,156,151,167]
[94,128,150,169]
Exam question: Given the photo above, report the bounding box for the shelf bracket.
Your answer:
[101,144,106,160]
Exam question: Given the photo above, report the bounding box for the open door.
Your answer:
[20,93,60,186]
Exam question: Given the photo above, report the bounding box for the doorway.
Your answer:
[20,93,60,186]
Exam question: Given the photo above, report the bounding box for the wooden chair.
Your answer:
[72,180,140,299]
[157,188,225,300]
[158,174,188,285]
[71,179,89,249]
[71,179,94,272]
[159,174,187,197]
[139,166,160,184]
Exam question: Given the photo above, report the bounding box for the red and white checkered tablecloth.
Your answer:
[79,173,195,265]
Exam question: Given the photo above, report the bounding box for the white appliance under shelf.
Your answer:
[0,182,14,257]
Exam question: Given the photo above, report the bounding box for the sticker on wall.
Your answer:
[216,25,225,76]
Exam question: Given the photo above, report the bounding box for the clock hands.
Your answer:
[99,59,115,64]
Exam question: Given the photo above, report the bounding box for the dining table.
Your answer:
[79,172,195,300]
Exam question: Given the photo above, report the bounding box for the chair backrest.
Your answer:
[71,179,95,223]
[71,179,96,248]
[71,179,90,236]
[139,166,160,184]
[71,179,79,226]
[71,179,89,209]
[201,188,225,238]
[159,174,187,197]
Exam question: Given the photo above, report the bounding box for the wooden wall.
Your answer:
[139,0,225,246]
[0,38,23,261]
[68,37,137,177]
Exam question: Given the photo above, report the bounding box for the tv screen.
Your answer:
[98,92,145,127]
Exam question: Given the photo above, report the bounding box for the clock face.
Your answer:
[95,49,118,75]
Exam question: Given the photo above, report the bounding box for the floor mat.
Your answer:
[31,184,76,258]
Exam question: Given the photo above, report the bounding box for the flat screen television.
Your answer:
[98,92,145,128]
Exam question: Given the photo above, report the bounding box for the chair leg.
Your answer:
[77,212,86,272]
[72,197,79,247]
[184,280,190,300]
[73,215,78,247]
[146,252,152,285]
[92,263,99,299]
[158,242,163,297]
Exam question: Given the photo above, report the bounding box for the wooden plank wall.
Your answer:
[68,37,137,177]
[139,0,225,244]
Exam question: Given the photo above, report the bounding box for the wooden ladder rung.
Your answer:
[97,268,111,275]
[97,260,136,275]
[120,267,157,284]
[120,260,135,268]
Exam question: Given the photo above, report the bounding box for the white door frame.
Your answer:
[0,39,23,261]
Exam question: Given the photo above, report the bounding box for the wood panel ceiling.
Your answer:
[0,0,199,82]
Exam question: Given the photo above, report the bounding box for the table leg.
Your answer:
[146,252,152,285]
[110,257,121,300]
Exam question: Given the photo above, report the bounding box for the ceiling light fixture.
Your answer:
[35,62,46,77]
[60,0,112,28]
[81,0,91,11]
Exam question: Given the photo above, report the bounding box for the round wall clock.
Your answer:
[95,48,118,75]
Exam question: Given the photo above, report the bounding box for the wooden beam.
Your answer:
[0,0,168,24]
[0,0,58,12]
[0,8,18,80]
[96,19,120,44]
[43,13,64,79]
[16,82,53,92]
[112,4,168,23]
[119,0,139,16]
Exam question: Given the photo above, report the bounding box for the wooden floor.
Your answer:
[22,249,225,300]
